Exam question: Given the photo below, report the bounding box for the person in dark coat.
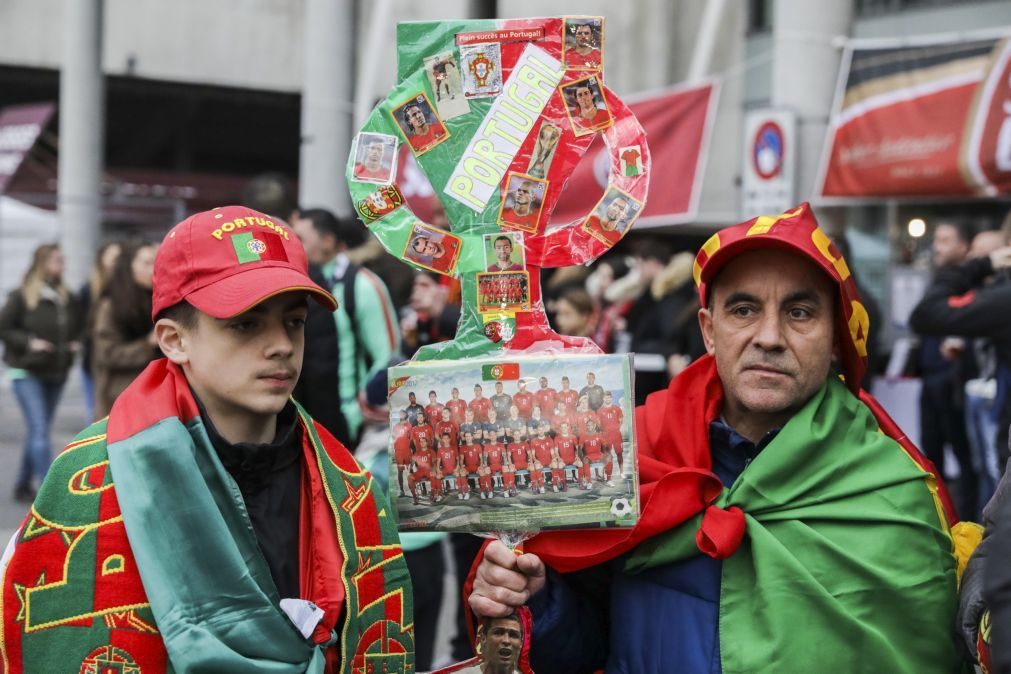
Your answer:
[0,244,83,501]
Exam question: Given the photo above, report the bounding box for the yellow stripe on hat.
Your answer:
[746,205,804,237]
[694,233,721,286]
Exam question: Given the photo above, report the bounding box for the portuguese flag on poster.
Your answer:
[482,363,520,380]
[230,231,288,264]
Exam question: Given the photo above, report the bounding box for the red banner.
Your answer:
[817,34,1011,200]
[0,103,55,194]
[396,81,718,228]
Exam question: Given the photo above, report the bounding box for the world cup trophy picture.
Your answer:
[346,16,649,673]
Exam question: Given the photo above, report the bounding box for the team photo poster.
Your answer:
[388,353,638,533]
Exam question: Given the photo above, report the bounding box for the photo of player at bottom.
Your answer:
[388,353,638,533]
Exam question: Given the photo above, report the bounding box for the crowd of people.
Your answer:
[0,237,162,503]
[4,187,1011,672]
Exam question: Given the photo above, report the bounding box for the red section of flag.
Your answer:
[256,230,289,262]
[550,83,716,226]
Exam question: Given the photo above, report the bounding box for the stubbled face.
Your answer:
[495,238,514,261]
[180,293,308,424]
[932,223,969,267]
[292,216,329,265]
[576,86,594,111]
[483,617,522,671]
[514,184,533,207]
[412,237,441,257]
[699,249,836,432]
[605,198,628,225]
[366,142,384,164]
[405,105,427,131]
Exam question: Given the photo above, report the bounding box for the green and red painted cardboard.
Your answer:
[347,16,650,361]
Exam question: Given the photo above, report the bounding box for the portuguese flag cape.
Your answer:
[1,359,414,673]
[524,355,961,672]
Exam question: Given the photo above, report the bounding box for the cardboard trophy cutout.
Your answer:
[347,17,650,672]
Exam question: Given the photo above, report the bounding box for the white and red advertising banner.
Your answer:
[817,32,1011,201]
[0,103,55,194]
[397,81,719,227]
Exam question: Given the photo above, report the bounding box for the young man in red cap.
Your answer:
[1,206,414,673]
[468,204,966,673]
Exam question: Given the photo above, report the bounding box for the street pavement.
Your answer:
[0,366,90,543]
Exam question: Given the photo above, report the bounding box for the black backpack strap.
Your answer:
[341,262,375,373]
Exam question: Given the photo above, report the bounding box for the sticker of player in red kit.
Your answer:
[351,132,398,184]
[582,186,644,248]
[391,93,451,156]
[561,75,613,137]
[498,174,546,234]
[562,17,604,70]
[403,221,462,275]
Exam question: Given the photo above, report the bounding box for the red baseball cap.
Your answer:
[151,205,337,320]
[692,202,869,393]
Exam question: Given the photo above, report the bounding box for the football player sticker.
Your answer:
[351,132,398,185]
[582,186,644,248]
[403,221,463,275]
[391,93,451,156]
[460,42,503,98]
[562,17,604,71]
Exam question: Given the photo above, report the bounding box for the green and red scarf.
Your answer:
[520,355,960,672]
[1,359,414,673]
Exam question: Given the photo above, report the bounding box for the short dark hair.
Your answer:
[299,208,365,248]
[155,300,198,329]
[936,221,975,246]
[631,237,673,264]
[495,235,513,248]
[241,173,297,220]
[402,104,425,127]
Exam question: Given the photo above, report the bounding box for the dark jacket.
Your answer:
[292,263,351,447]
[528,421,766,674]
[960,459,1011,664]
[909,257,1011,458]
[0,285,82,382]
[90,296,162,418]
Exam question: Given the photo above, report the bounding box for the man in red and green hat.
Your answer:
[468,203,963,672]
[1,206,414,673]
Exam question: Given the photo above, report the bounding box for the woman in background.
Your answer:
[78,241,121,421]
[90,241,160,418]
[0,244,82,502]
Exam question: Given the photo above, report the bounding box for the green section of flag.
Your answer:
[626,376,959,672]
[231,232,260,264]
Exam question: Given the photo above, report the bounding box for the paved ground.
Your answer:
[0,367,91,543]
